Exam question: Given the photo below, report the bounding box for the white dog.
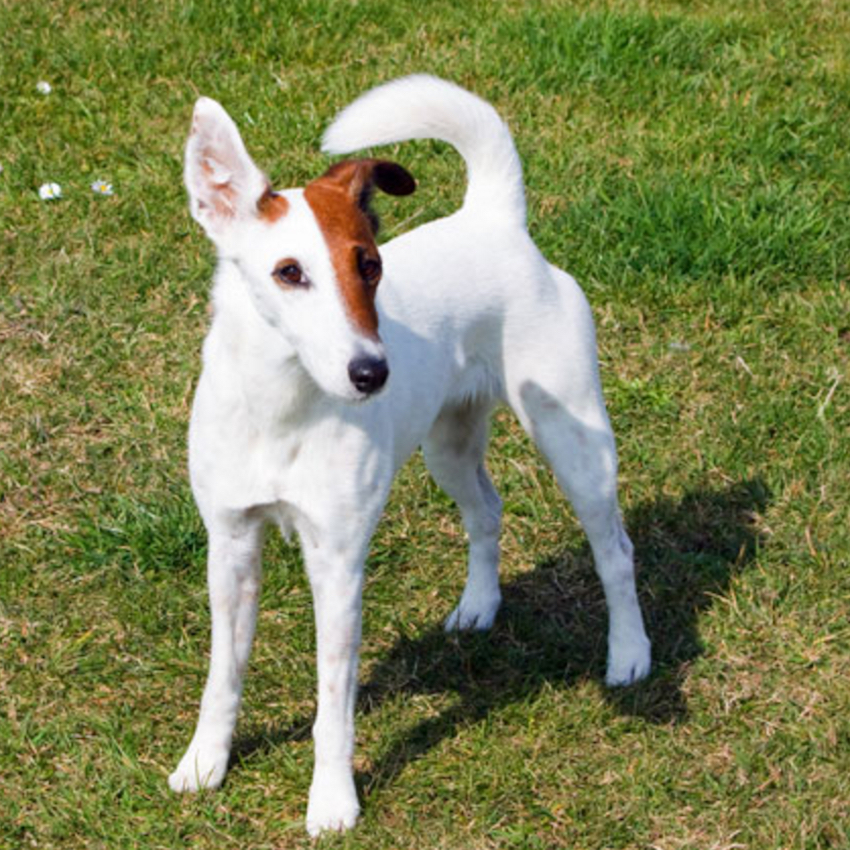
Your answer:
[169,75,651,835]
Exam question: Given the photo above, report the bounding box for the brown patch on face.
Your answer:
[257,186,290,222]
[304,161,384,338]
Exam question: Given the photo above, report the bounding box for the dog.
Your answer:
[168,75,651,836]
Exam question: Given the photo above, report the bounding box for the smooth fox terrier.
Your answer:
[169,75,651,835]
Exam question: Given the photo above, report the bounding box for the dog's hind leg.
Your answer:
[506,340,651,686]
[169,513,264,792]
[424,400,503,631]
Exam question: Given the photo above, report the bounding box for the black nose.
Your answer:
[348,355,389,395]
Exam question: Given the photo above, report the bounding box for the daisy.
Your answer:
[91,180,114,196]
[38,182,62,200]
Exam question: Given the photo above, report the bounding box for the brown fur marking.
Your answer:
[257,187,290,222]
[304,162,382,338]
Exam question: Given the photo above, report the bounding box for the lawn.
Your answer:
[1,0,849,847]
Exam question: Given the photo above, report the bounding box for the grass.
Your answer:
[1,0,849,847]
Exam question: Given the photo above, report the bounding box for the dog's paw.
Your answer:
[306,770,360,837]
[168,743,229,793]
[444,588,501,632]
[605,633,651,687]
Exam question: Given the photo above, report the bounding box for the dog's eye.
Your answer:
[273,260,307,287]
[359,257,382,285]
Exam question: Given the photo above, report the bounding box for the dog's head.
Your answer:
[184,97,415,401]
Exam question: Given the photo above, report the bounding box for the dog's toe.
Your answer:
[605,634,652,687]
[306,770,360,836]
[168,745,229,793]
[444,590,501,632]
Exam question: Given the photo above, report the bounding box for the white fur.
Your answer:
[169,75,651,836]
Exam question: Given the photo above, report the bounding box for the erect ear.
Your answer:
[184,97,270,245]
[319,158,416,232]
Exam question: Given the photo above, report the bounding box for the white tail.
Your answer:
[322,75,526,224]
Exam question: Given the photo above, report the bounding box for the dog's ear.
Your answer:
[184,97,270,245]
[319,159,416,233]
[365,160,417,198]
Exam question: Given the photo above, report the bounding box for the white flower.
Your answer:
[36,80,52,95]
[90,180,114,196]
[38,182,62,200]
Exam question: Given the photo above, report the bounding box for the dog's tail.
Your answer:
[322,75,526,224]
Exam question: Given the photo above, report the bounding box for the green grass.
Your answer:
[2,0,849,847]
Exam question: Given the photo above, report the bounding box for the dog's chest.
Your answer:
[190,370,389,525]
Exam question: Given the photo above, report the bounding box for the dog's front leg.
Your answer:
[301,536,366,837]
[169,517,263,793]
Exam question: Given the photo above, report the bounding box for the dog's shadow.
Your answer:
[233,477,768,795]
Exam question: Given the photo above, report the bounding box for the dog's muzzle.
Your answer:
[347,354,389,396]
